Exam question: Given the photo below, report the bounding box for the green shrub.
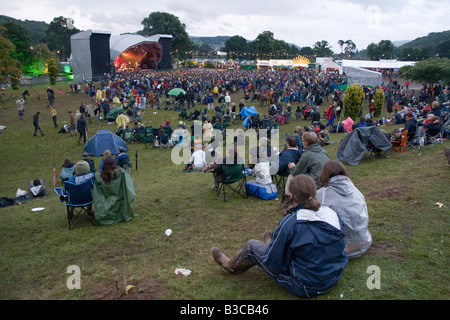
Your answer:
[343,84,364,121]
[373,87,385,118]
[47,58,58,85]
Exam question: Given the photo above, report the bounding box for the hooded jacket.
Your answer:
[278,148,303,176]
[290,143,329,188]
[261,204,347,298]
[316,175,372,259]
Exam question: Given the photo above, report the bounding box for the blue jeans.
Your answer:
[237,240,313,298]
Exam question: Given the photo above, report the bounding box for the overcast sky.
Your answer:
[3,0,449,52]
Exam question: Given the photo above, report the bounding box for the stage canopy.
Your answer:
[110,34,172,70]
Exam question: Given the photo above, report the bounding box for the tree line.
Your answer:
[1,11,449,89]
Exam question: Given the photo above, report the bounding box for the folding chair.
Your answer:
[144,126,153,149]
[424,126,444,145]
[124,130,133,143]
[391,129,408,153]
[272,173,288,199]
[63,178,98,230]
[409,122,425,151]
[117,153,132,173]
[159,133,170,149]
[217,164,247,202]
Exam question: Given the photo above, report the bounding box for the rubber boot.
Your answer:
[212,247,254,274]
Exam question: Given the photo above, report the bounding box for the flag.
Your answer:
[53,163,56,187]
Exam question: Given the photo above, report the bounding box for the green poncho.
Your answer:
[93,168,137,226]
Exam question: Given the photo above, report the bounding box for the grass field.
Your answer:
[0,80,448,301]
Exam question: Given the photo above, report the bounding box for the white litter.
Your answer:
[31,207,45,212]
[165,229,172,236]
[175,268,192,276]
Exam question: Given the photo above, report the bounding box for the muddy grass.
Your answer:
[366,187,411,199]
[92,278,168,300]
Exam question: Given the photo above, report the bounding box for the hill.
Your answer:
[0,15,48,43]
[398,30,450,58]
[190,36,231,51]
[190,35,301,52]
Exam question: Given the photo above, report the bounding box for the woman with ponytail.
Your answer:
[212,174,348,298]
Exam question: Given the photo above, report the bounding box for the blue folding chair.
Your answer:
[63,178,98,230]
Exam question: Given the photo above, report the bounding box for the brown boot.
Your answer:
[212,247,234,273]
[263,230,273,244]
[212,246,255,274]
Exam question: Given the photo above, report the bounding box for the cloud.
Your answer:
[2,0,449,52]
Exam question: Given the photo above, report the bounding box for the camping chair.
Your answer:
[424,125,444,145]
[409,122,425,151]
[124,130,133,143]
[117,153,132,173]
[217,164,247,202]
[144,126,153,149]
[62,179,98,230]
[272,172,288,200]
[391,129,408,153]
[159,133,170,149]
[135,127,146,142]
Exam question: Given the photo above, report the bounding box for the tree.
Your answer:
[2,21,32,63]
[224,35,248,59]
[338,40,345,57]
[343,84,365,121]
[399,58,450,85]
[344,40,356,58]
[366,40,394,60]
[313,40,333,57]
[140,12,191,60]
[435,40,450,59]
[0,26,22,89]
[254,31,275,59]
[299,46,314,57]
[373,88,385,118]
[42,16,80,61]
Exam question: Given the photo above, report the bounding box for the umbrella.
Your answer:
[168,88,186,96]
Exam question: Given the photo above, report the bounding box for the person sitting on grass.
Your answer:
[92,155,136,226]
[316,160,372,259]
[182,144,206,172]
[211,174,347,299]
[60,158,75,182]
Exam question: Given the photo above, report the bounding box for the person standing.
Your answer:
[33,111,45,136]
[77,114,87,145]
[47,87,54,108]
[22,89,31,102]
[16,98,25,120]
[369,99,376,118]
[51,107,58,128]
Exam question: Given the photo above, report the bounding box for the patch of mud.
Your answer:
[369,243,404,260]
[92,278,167,300]
[366,187,411,199]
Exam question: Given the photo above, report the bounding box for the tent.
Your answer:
[84,129,128,156]
[240,106,258,118]
[106,107,125,122]
[336,126,392,166]
[343,66,382,88]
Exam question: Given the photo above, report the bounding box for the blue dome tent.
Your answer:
[83,129,128,157]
